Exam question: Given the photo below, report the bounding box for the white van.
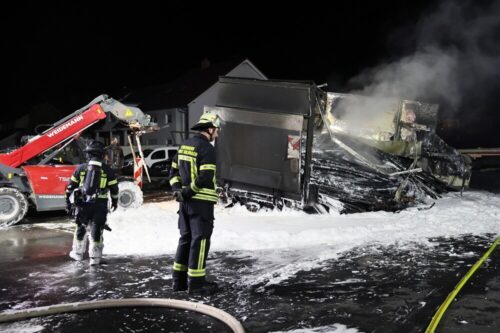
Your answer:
[122,146,178,176]
[146,147,178,168]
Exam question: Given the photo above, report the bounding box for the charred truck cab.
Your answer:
[208,77,471,213]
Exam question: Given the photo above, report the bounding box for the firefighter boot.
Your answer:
[69,240,85,261]
[172,271,188,292]
[188,277,219,295]
[89,241,104,265]
[69,230,88,261]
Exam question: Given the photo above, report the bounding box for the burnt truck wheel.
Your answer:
[245,202,261,212]
[0,188,29,228]
[117,181,143,209]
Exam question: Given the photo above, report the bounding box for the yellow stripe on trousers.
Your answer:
[198,238,206,270]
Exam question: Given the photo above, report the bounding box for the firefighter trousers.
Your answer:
[173,200,214,280]
[74,203,108,243]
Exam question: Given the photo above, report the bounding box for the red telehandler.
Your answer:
[0,95,158,228]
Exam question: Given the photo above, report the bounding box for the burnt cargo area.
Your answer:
[209,77,471,214]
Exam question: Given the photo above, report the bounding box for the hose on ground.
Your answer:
[0,297,245,333]
[425,236,500,333]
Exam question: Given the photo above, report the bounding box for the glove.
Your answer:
[111,198,118,212]
[182,187,194,199]
[173,190,184,202]
[65,199,72,214]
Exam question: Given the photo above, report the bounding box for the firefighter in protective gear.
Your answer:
[104,136,124,175]
[65,140,119,265]
[169,112,221,294]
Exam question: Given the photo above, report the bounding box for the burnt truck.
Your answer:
[207,77,471,213]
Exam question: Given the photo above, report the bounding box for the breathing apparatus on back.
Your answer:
[78,140,106,203]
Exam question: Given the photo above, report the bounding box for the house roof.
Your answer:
[121,59,251,111]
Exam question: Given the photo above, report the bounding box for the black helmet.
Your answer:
[84,140,105,158]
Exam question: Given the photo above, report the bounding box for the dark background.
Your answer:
[4,0,500,148]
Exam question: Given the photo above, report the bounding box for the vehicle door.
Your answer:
[147,148,166,168]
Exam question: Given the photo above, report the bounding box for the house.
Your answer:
[119,59,267,147]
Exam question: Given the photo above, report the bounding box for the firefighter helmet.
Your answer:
[191,112,221,131]
[83,140,105,158]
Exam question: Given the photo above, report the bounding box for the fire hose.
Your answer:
[0,298,245,333]
[425,236,500,333]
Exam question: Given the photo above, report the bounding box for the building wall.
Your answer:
[141,107,186,146]
[93,107,187,149]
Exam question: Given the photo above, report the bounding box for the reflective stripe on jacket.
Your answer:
[169,134,217,203]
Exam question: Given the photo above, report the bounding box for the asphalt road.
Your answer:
[0,220,498,332]
[1,172,499,332]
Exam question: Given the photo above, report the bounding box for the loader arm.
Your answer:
[0,95,157,168]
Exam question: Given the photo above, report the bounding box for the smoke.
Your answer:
[350,48,460,108]
[347,0,500,114]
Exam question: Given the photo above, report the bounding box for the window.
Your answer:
[165,114,172,125]
[166,139,173,145]
[168,150,177,159]
[151,150,166,160]
[148,139,157,145]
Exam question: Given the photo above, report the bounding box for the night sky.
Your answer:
[4,1,500,148]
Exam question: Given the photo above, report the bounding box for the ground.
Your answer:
[0,180,499,332]
[0,228,498,332]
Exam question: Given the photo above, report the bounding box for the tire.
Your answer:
[0,187,29,228]
[245,202,260,213]
[117,181,143,209]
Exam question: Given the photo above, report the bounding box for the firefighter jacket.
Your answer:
[66,159,119,204]
[104,144,124,170]
[169,134,218,203]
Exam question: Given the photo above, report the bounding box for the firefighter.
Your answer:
[169,112,221,294]
[104,136,124,176]
[65,140,119,265]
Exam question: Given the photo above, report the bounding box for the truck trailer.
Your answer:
[208,77,471,213]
